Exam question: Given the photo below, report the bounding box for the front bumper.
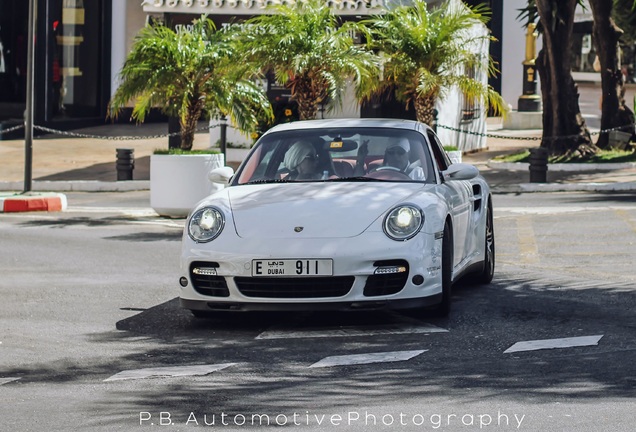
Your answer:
[180,295,442,312]
[179,231,443,312]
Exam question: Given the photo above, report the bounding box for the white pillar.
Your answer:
[501,0,542,111]
[110,0,127,98]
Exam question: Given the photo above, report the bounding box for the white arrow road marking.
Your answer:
[0,377,21,386]
[104,363,236,382]
[309,350,427,368]
[504,335,604,354]
[257,323,447,340]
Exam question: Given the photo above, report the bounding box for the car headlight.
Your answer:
[383,205,423,241]
[188,206,225,243]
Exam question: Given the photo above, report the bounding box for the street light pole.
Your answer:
[23,0,37,193]
[518,23,542,112]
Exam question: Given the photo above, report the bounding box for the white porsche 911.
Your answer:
[179,118,494,317]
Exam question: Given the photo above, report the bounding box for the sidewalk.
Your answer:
[1,120,635,199]
[463,121,636,193]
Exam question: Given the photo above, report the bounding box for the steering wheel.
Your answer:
[375,165,402,172]
[367,169,411,180]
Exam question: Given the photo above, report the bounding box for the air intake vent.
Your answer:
[235,277,354,298]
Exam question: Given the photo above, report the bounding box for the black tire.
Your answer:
[476,200,495,284]
[431,222,453,317]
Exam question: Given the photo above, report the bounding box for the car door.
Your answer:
[426,130,475,268]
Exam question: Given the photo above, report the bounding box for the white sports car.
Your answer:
[179,118,494,317]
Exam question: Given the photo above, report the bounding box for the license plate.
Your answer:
[252,259,333,277]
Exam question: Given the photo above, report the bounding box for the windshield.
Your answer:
[234,127,436,185]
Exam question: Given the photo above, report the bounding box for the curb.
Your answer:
[1,179,635,194]
[0,193,68,213]
[488,161,636,171]
[0,180,150,192]
[492,181,636,194]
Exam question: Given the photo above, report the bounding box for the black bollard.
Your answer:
[168,116,181,149]
[220,116,227,166]
[528,147,548,183]
[116,148,134,181]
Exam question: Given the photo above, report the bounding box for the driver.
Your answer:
[356,138,425,180]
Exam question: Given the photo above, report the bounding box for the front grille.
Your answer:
[190,261,229,297]
[234,277,354,298]
[363,273,407,296]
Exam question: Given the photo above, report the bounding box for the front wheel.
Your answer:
[431,222,453,317]
[476,201,495,284]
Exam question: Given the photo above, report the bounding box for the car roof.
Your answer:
[264,118,429,135]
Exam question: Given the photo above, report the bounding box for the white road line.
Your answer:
[0,377,21,386]
[504,335,604,354]
[104,363,236,382]
[496,206,636,216]
[309,350,426,368]
[256,323,448,340]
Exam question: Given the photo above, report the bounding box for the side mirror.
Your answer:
[208,166,235,185]
[443,163,479,181]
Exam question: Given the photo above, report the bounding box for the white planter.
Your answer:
[150,153,225,218]
[447,151,463,164]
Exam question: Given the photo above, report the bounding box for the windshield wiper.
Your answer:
[330,176,383,182]
[244,178,290,185]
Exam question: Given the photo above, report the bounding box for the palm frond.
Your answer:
[109,15,271,149]
[359,0,506,122]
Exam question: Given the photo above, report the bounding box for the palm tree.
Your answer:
[239,0,380,120]
[108,16,272,151]
[587,0,634,150]
[359,0,506,126]
[518,0,596,156]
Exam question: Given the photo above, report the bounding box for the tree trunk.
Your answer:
[535,0,596,157]
[180,100,204,151]
[288,73,328,121]
[414,93,437,126]
[588,0,634,149]
[295,96,318,121]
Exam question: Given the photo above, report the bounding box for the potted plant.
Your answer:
[357,0,507,125]
[108,16,272,217]
[238,0,380,120]
[444,145,463,164]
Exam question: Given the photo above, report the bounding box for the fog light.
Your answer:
[179,277,188,287]
[193,267,217,276]
[412,274,424,285]
[374,266,407,275]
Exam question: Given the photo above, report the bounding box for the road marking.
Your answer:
[104,363,236,382]
[496,205,636,216]
[309,350,427,368]
[504,335,604,354]
[0,377,21,386]
[516,215,539,264]
[256,323,448,340]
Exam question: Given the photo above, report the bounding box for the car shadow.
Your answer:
[17,217,183,242]
[2,270,634,419]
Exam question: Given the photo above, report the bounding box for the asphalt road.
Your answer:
[0,191,634,431]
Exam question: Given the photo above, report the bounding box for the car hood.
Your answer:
[224,182,425,239]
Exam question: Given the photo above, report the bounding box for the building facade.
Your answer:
[0,0,112,136]
[2,0,540,150]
